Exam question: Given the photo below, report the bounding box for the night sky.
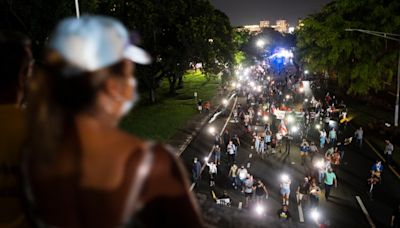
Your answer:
[210,0,331,26]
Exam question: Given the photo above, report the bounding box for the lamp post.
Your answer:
[75,0,80,18]
[345,28,400,127]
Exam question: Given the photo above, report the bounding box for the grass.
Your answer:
[348,100,400,165]
[119,70,220,141]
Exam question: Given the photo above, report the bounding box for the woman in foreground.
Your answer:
[24,15,204,228]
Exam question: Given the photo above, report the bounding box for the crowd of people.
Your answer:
[190,61,398,227]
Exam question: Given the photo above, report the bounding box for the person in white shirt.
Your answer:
[206,161,218,187]
[384,139,394,165]
[227,140,237,165]
[280,175,291,206]
[354,127,363,148]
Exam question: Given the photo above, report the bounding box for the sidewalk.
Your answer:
[167,88,228,156]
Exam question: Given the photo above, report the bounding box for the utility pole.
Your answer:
[75,0,80,18]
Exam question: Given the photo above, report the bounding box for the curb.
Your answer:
[173,91,233,157]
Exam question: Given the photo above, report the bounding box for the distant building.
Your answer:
[275,19,289,33]
[236,19,292,34]
[236,25,261,34]
[296,19,304,30]
[259,20,270,28]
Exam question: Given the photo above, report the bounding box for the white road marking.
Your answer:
[355,196,376,228]
[190,96,238,191]
[238,202,242,210]
[249,154,253,158]
[247,162,251,168]
[298,204,304,223]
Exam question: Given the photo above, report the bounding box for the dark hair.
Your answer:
[0,30,31,104]
[28,52,127,164]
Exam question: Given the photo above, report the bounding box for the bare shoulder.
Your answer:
[80,130,147,190]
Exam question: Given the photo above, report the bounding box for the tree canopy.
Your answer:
[1,0,235,101]
[296,0,400,95]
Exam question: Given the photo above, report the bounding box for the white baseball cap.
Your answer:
[49,15,151,72]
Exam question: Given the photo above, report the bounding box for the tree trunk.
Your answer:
[177,75,184,89]
[168,75,177,95]
[149,87,156,103]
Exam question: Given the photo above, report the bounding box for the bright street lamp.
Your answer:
[345,28,400,127]
[256,39,266,48]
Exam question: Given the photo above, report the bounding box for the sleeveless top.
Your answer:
[22,143,159,228]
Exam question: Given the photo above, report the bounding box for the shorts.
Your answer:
[214,152,221,160]
[280,187,290,195]
[245,192,253,197]
[209,173,216,181]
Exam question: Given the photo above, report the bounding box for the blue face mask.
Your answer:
[120,78,139,116]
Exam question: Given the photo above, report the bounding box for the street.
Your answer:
[180,75,400,228]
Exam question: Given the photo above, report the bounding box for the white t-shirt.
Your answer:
[208,163,217,174]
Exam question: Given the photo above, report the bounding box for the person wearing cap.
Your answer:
[0,30,33,228]
[23,16,204,228]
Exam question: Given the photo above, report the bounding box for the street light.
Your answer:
[256,39,266,48]
[345,28,400,127]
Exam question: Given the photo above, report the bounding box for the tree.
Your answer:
[296,0,400,95]
[2,0,236,102]
[232,29,251,65]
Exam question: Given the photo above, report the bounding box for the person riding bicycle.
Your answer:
[368,160,383,199]
[371,160,383,177]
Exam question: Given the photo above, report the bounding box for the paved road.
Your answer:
[179,82,400,228]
